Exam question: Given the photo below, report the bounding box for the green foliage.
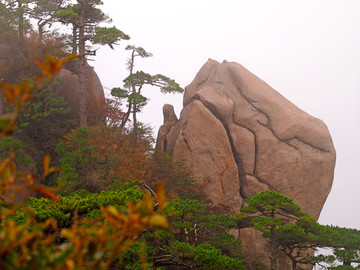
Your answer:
[240,190,303,241]
[92,26,130,46]
[111,44,183,130]
[56,126,151,193]
[146,151,207,201]
[123,71,183,94]
[16,183,145,227]
[0,52,172,270]
[241,190,302,216]
[55,127,96,189]
[329,266,359,270]
[54,0,129,54]
[241,190,307,270]
[163,198,206,218]
[240,191,360,269]
[0,137,34,165]
[118,242,154,270]
[327,226,360,266]
[208,232,243,258]
[13,87,74,178]
[0,2,16,33]
[162,198,239,238]
[17,88,71,128]
[168,241,245,270]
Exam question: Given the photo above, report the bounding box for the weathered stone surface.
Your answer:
[51,60,105,120]
[158,59,335,218]
[157,59,336,268]
[164,100,243,212]
[156,104,178,151]
[0,42,105,121]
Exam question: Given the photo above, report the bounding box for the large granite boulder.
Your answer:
[0,41,105,121]
[50,60,105,120]
[156,59,336,268]
[157,59,335,218]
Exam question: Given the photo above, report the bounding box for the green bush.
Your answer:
[168,241,245,270]
[15,182,145,227]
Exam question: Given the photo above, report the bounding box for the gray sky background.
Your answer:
[92,0,360,229]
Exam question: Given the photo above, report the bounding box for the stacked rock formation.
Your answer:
[157,59,336,218]
[156,59,336,267]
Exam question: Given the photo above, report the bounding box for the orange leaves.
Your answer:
[0,152,61,203]
[0,55,74,202]
[1,55,76,110]
[31,154,61,202]
[32,186,61,203]
[102,192,169,239]
[43,154,51,175]
[0,153,17,197]
[50,184,169,269]
[35,54,78,82]
[0,80,34,104]
[0,54,77,138]
[156,182,167,211]
[100,186,169,268]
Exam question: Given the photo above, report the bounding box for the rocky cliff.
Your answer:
[51,60,105,121]
[0,43,105,121]
[156,59,336,268]
[157,59,336,217]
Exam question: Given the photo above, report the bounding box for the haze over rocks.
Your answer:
[51,60,105,120]
[156,59,336,219]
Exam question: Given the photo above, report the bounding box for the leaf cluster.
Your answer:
[0,56,169,269]
[166,241,245,270]
[15,183,145,226]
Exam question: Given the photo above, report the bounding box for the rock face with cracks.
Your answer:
[50,60,105,120]
[156,59,336,267]
[157,59,335,217]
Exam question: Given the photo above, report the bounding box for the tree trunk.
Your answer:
[17,0,24,47]
[132,101,137,131]
[38,20,46,43]
[38,24,43,42]
[72,26,78,54]
[119,102,131,131]
[284,248,297,270]
[270,211,277,270]
[77,0,87,128]
[129,51,138,133]
[270,233,277,270]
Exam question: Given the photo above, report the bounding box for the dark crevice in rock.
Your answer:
[182,136,191,153]
[236,123,257,176]
[227,66,269,120]
[191,95,246,202]
[230,71,330,155]
[256,120,299,151]
[163,139,167,152]
[253,134,259,179]
[181,121,192,154]
[292,136,332,153]
[227,68,316,154]
[219,170,225,195]
[248,174,276,191]
[253,136,260,180]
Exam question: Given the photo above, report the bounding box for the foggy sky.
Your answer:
[92,0,360,229]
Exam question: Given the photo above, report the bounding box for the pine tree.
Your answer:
[54,0,129,127]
